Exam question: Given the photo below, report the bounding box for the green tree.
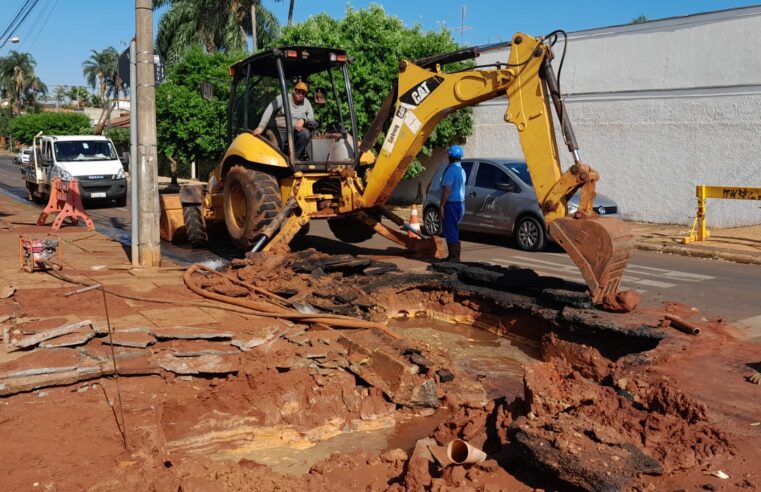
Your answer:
[53,85,69,108]
[275,5,473,178]
[631,15,648,24]
[67,86,90,108]
[9,112,91,145]
[155,0,280,64]
[0,51,45,113]
[156,48,242,178]
[82,47,120,104]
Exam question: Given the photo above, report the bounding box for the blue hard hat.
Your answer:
[448,145,463,159]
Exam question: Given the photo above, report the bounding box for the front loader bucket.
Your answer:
[549,216,635,305]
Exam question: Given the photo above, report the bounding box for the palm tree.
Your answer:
[154,0,280,63]
[67,86,90,108]
[53,85,69,109]
[82,47,119,105]
[0,51,40,113]
[275,0,294,27]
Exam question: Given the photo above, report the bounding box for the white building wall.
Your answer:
[458,6,761,227]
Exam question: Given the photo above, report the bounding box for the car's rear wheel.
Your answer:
[514,215,546,251]
[422,206,441,236]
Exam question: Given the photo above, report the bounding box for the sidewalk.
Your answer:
[390,205,761,265]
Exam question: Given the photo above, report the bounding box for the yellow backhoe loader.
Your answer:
[161,33,634,306]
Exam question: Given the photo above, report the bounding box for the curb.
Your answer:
[635,242,761,265]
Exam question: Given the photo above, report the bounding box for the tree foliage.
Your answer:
[0,51,47,113]
[155,0,280,64]
[156,47,241,178]
[9,112,91,145]
[82,47,121,105]
[275,5,473,178]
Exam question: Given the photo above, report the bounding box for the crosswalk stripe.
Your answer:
[630,278,677,288]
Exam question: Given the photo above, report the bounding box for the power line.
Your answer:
[0,0,42,50]
[26,0,59,52]
[0,0,35,44]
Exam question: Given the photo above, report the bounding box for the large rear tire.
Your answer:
[183,205,208,248]
[223,165,282,251]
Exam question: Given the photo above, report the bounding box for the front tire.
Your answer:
[514,215,546,251]
[183,205,208,248]
[422,206,442,237]
[223,165,282,251]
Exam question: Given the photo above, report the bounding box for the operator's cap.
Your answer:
[295,81,308,92]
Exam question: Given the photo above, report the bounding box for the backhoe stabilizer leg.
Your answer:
[549,215,636,308]
[356,211,446,259]
[254,197,302,253]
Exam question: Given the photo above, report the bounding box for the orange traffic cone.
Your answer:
[408,204,421,237]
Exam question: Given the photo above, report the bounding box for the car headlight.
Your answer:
[116,167,125,179]
[59,169,73,181]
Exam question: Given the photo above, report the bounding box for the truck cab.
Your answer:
[22,134,127,206]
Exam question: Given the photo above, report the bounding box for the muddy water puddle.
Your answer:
[390,318,541,399]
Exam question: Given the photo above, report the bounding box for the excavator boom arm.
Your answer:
[362,33,635,306]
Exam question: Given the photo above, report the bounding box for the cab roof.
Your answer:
[229,46,349,80]
[43,135,109,142]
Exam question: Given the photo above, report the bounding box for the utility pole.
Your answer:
[135,0,161,266]
[452,5,472,45]
[129,39,139,266]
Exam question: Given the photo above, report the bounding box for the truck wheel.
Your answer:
[183,205,208,248]
[223,165,281,251]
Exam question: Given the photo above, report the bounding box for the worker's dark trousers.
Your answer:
[277,128,311,159]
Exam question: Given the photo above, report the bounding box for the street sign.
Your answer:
[119,46,165,87]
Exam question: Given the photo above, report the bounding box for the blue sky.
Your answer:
[2,0,759,90]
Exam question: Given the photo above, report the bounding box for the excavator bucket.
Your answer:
[549,216,635,305]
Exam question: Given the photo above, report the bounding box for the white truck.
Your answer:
[21,133,127,206]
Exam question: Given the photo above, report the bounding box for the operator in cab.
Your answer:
[252,81,316,159]
[439,145,466,262]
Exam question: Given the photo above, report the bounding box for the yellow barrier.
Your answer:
[683,186,761,243]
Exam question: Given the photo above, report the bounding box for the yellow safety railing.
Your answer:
[683,186,761,243]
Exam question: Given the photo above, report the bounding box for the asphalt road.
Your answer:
[2,155,759,335]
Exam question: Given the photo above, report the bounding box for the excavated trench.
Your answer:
[156,250,736,491]
[1,248,754,491]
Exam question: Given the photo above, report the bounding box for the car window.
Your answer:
[475,162,512,189]
[505,162,531,186]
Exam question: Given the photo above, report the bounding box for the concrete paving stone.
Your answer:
[151,326,235,340]
[0,347,85,379]
[103,331,156,348]
[157,353,239,375]
[80,342,153,363]
[8,320,93,350]
[231,328,283,351]
[39,329,96,348]
[160,339,241,357]
[140,307,212,327]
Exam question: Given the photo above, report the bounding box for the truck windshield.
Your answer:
[54,140,117,162]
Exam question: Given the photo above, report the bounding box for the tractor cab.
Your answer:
[228,46,360,172]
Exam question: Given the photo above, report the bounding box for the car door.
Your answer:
[464,161,518,233]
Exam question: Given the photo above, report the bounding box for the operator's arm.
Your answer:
[252,96,282,136]
[294,99,315,132]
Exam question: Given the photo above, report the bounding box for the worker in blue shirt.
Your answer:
[439,145,466,262]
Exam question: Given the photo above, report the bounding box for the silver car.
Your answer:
[422,158,619,251]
